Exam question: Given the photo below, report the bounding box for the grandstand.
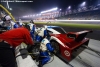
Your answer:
[35,5,100,20]
[56,9,100,20]
[39,4,100,20]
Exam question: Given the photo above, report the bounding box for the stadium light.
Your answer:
[39,14,41,15]
[81,2,86,7]
[22,16,25,18]
[36,14,39,16]
[60,9,62,11]
[30,15,32,17]
[23,16,28,18]
[33,15,35,17]
[27,15,29,17]
[41,7,58,14]
[68,6,71,9]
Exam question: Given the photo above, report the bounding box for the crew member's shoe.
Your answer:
[38,61,43,67]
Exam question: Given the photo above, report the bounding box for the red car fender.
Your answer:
[50,35,72,61]
[61,47,72,61]
[50,36,67,47]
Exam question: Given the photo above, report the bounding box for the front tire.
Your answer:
[51,41,60,54]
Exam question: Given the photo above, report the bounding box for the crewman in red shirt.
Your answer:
[0,24,34,67]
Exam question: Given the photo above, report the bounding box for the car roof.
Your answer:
[46,25,67,34]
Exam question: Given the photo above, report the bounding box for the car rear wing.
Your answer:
[67,30,93,42]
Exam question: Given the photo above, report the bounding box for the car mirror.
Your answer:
[47,30,53,34]
[48,32,53,34]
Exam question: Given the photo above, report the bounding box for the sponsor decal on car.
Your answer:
[64,50,70,56]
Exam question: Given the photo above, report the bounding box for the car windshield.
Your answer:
[52,27,66,34]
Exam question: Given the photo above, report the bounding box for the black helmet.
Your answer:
[23,23,31,31]
[30,20,34,24]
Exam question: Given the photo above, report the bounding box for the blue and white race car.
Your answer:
[35,25,92,61]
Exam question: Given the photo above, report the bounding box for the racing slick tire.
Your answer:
[51,41,60,54]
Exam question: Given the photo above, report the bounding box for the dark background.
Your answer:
[0,0,99,17]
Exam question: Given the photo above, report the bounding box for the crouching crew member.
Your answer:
[38,36,54,67]
[0,25,34,67]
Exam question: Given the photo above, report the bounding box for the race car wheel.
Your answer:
[51,41,60,54]
[31,45,40,56]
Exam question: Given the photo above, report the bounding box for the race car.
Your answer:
[36,25,92,61]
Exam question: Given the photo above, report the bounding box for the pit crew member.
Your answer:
[18,19,23,26]
[0,15,15,30]
[28,20,36,40]
[35,25,50,42]
[38,36,54,67]
[13,22,23,28]
[0,25,34,67]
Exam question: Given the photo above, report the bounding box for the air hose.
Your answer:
[16,52,55,64]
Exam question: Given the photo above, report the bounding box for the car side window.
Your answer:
[47,30,53,34]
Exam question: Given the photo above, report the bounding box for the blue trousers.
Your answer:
[35,35,43,42]
[30,31,34,40]
[40,51,50,65]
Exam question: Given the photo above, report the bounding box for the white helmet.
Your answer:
[5,15,11,21]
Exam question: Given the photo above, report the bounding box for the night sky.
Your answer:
[0,0,99,17]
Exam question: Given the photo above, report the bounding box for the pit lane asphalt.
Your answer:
[36,24,100,40]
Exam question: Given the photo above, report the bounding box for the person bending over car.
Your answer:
[0,25,34,67]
